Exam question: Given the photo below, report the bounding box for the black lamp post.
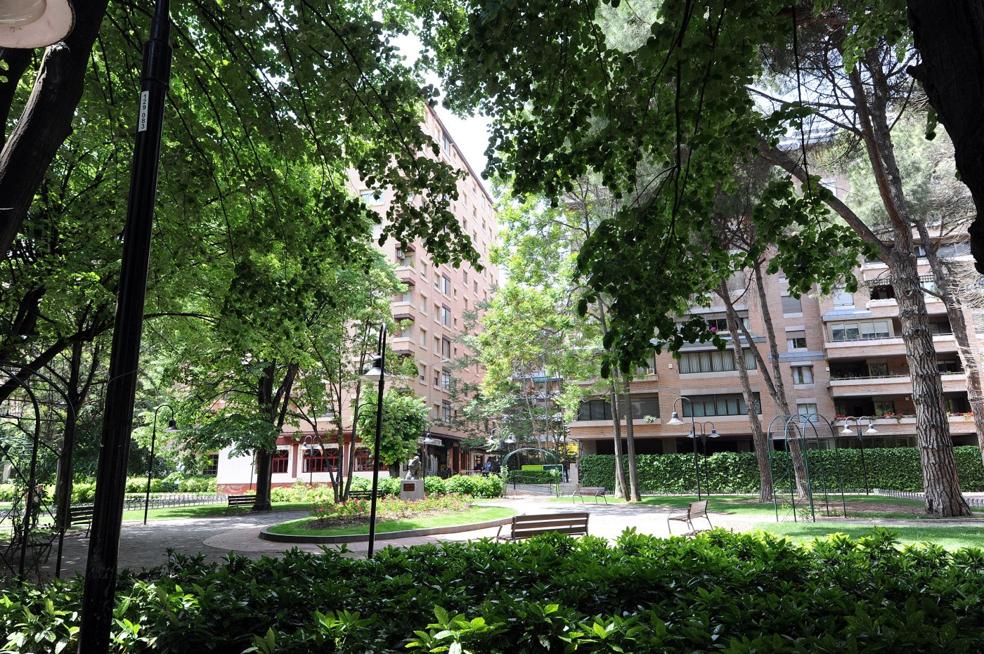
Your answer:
[144,404,177,525]
[361,325,386,559]
[665,396,702,500]
[694,421,719,498]
[840,417,876,494]
[79,0,172,648]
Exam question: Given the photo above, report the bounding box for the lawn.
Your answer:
[119,501,317,522]
[266,505,515,536]
[749,521,984,550]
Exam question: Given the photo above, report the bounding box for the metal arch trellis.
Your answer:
[0,362,77,581]
[500,447,561,471]
[766,413,848,523]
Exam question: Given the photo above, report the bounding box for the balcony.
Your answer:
[829,371,965,396]
[825,333,957,358]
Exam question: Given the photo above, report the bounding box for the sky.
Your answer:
[393,34,493,192]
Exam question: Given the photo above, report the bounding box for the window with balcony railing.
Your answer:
[828,319,891,342]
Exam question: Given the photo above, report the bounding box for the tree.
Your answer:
[411,0,972,516]
[357,390,430,474]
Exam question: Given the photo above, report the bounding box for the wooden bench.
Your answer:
[496,512,589,540]
[68,504,94,536]
[666,500,711,535]
[227,494,257,508]
[572,486,608,504]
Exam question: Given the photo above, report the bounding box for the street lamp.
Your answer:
[79,0,173,648]
[666,396,702,500]
[361,325,386,559]
[302,434,320,486]
[690,421,719,498]
[143,404,177,525]
[839,417,875,494]
[0,0,74,48]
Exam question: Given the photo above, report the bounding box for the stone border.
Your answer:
[259,515,515,544]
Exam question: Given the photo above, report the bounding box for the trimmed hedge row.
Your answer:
[4,530,984,652]
[269,474,504,503]
[579,446,984,493]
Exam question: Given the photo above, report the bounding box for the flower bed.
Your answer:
[309,495,470,529]
[4,530,984,652]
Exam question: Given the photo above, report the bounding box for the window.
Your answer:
[355,448,375,471]
[434,304,441,321]
[271,449,289,474]
[419,328,427,347]
[203,454,219,477]
[678,349,756,373]
[781,295,803,314]
[577,399,613,421]
[433,370,440,387]
[396,289,412,303]
[629,395,660,419]
[394,248,414,267]
[833,286,854,307]
[703,315,749,334]
[791,366,814,384]
[441,402,452,422]
[394,323,412,339]
[463,270,468,283]
[786,330,807,350]
[870,285,895,300]
[440,371,451,390]
[938,242,971,258]
[474,280,478,292]
[441,275,451,294]
[441,305,452,326]
[682,393,760,417]
[419,294,428,314]
[418,363,427,383]
[830,320,890,341]
[302,447,337,473]
[441,130,451,154]
[868,361,889,377]
[434,336,441,353]
[797,403,818,418]
[441,337,452,358]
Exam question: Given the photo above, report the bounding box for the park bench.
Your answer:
[496,512,589,540]
[227,494,256,508]
[347,490,380,501]
[68,504,95,536]
[572,485,608,504]
[666,500,711,535]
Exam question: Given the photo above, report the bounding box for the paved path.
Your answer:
[48,497,984,577]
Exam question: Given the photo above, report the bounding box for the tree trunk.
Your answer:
[719,286,774,501]
[0,0,110,256]
[915,220,984,456]
[907,1,984,275]
[253,449,273,511]
[0,49,33,149]
[719,282,804,498]
[608,384,628,499]
[54,340,83,528]
[620,383,641,501]
[891,250,971,516]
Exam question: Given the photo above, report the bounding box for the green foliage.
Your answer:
[5,530,984,652]
[357,391,430,467]
[580,446,984,493]
[508,469,561,484]
[267,475,503,503]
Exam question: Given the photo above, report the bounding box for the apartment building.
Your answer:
[215,106,498,491]
[571,242,981,458]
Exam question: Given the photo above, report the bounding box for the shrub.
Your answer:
[507,469,561,484]
[3,530,984,652]
[580,446,984,493]
[443,474,503,498]
[0,483,16,502]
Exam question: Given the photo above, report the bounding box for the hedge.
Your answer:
[579,446,984,493]
[4,530,984,652]
[269,474,503,503]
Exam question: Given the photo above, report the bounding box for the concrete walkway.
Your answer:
[48,497,984,577]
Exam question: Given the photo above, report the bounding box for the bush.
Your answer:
[443,474,503,498]
[507,469,560,484]
[0,483,16,502]
[579,446,984,493]
[3,529,984,652]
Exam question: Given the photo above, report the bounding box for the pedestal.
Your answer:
[400,479,424,501]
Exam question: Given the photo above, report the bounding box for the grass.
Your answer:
[120,501,318,522]
[267,505,516,537]
[749,521,984,550]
